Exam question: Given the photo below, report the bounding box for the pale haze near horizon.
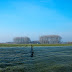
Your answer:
[0,0,72,43]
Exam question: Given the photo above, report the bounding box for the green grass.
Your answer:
[0,46,72,72]
[0,63,72,72]
[0,44,72,47]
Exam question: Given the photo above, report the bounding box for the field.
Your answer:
[0,44,72,47]
[0,46,72,72]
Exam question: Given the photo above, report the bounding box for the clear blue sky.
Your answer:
[0,0,72,42]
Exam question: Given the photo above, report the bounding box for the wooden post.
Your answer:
[31,45,34,57]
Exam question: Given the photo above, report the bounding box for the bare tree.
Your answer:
[39,35,62,44]
[23,37,31,44]
[13,37,31,44]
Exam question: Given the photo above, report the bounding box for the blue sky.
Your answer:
[0,0,72,42]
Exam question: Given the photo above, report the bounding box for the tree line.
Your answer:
[13,35,62,44]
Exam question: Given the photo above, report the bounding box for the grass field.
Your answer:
[0,46,72,72]
[0,44,72,47]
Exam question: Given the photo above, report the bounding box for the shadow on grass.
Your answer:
[0,64,72,72]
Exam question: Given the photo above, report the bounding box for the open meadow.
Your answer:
[0,44,72,47]
[0,46,72,72]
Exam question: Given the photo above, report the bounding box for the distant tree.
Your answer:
[23,37,31,44]
[39,35,62,44]
[13,37,31,44]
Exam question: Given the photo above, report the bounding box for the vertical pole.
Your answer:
[31,45,34,57]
